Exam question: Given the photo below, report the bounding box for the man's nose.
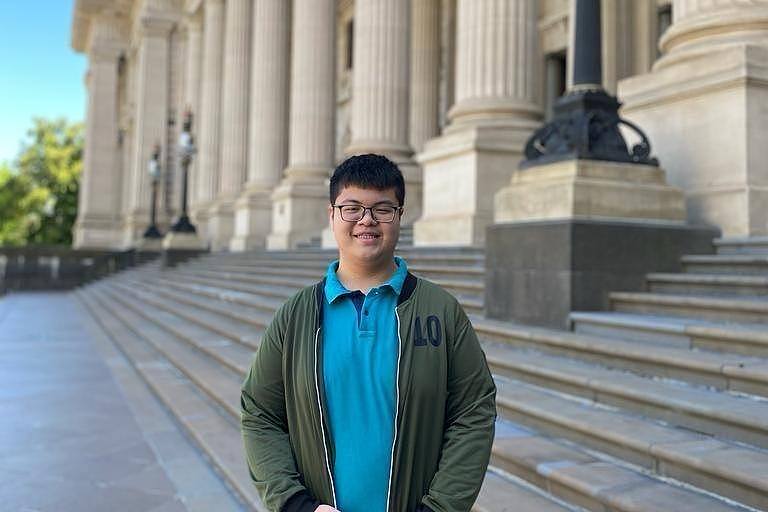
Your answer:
[358,208,377,224]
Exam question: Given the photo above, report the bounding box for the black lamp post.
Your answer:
[171,110,197,234]
[142,144,163,239]
[520,0,657,168]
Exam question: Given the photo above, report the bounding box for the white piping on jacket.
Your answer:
[314,326,337,507]
[385,307,404,512]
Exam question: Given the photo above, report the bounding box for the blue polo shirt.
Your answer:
[322,257,408,512]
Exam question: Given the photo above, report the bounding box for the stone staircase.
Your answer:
[75,238,768,512]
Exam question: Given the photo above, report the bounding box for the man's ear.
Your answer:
[328,204,334,224]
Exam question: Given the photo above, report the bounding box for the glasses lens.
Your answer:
[340,205,364,221]
[373,207,396,222]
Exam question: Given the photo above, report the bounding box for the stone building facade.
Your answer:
[71,0,768,251]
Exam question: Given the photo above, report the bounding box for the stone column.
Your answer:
[208,0,251,251]
[193,0,225,242]
[266,0,336,250]
[74,12,126,249]
[414,0,542,246]
[230,0,290,251]
[124,13,174,246]
[619,0,768,236]
[409,0,441,155]
[182,12,203,215]
[345,0,420,222]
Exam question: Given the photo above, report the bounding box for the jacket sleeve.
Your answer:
[421,304,497,512]
[241,301,319,512]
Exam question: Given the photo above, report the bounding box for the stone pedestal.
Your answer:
[618,0,768,237]
[135,236,163,252]
[207,199,235,251]
[230,186,274,251]
[161,230,208,267]
[495,159,686,224]
[414,0,542,246]
[485,220,719,329]
[267,179,329,250]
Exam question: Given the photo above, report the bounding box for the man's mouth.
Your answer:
[354,233,381,240]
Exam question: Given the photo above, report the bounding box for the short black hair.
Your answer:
[329,154,405,206]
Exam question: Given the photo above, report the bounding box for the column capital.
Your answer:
[139,15,176,37]
[87,11,128,61]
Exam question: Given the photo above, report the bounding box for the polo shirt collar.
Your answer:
[324,256,408,304]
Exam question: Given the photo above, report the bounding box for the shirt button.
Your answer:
[364,310,369,316]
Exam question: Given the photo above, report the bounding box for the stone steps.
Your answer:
[78,284,580,512]
[165,265,486,314]
[610,292,768,324]
[682,254,768,275]
[715,236,768,255]
[473,316,768,398]
[569,312,768,357]
[78,274,756,512]
[483,342,768,450]
[76,288,267,511]
[74,241,768,511]
[187,264,485,293]
[647,272,768,297]
[109,279,264,349]
[127,270,768,401]
[493,377,768,511]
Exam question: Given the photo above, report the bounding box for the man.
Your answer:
[241,154,496,512]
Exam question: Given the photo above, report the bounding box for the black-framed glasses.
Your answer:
[332,204,403,223]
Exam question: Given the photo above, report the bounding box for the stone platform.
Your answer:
[0,292,244,512]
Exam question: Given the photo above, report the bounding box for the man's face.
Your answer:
[329,185,402,266]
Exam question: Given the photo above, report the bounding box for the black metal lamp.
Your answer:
[520,0,658,169]
[170,109,197,234]
[142,144,163,239]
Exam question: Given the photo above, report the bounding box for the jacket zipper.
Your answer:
[385,307,404,512]
[313,326,337,507]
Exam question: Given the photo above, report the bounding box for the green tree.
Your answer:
[0,118,83,246]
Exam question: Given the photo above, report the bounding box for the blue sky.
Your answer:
[0,1,86,165]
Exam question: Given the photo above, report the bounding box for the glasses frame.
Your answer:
[332,204,403,223]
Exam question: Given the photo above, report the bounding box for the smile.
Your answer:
[354,233,381,239]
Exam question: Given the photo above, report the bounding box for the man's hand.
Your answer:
[314,506,340,512]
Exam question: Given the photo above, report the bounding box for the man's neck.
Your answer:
[336,257,397,294]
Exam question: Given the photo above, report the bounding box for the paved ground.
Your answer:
[0,292,245,512]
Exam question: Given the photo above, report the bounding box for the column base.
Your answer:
[494,159,686,225]
[619,43,768,236]
[161,230,208,251]
[485,220,719,329]
[266,178,328,251]
[413,124,532,247]
[73,214,124,250]
[207,199,235,252]
[190,203,212,244]
[122,211,151,250]
[229,186,273,252]
[134,236,164,252]
[160,230,209,267]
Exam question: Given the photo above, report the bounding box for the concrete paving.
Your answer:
[0,292,245,512]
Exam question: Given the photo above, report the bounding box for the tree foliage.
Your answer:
[0,118,83,246]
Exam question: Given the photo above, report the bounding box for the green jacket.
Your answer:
[241,272,497,512]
